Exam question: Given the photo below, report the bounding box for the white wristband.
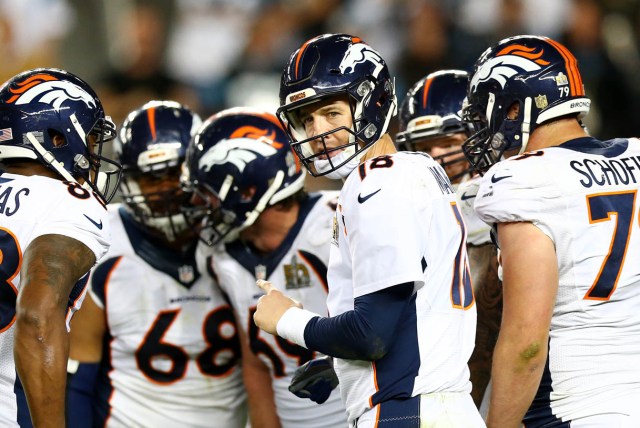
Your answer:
[276,307,319,348]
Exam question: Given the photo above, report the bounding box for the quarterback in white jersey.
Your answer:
[68,102,246,428]
[184,108,348,427]
[256,34,484,427]
[324,151,478,423]
[464,35,640,426]
[0,68,121,427]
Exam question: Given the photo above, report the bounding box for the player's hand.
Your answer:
[289,356,339,404]
[254,280,302,335]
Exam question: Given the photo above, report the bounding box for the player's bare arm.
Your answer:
[238,323,281,428]
[69,292,106,363]
[487,222,557,428]
[467,243,502,407]
[15,234,96,428]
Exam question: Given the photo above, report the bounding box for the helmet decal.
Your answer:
[338,41,383,75]
[198,139,278,174]
[470,48,547,92]
[7,73,97,110]
[229,126,283,149]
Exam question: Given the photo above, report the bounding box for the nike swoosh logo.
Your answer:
[83,214,103,230]
[357,188,381,204]
[460,192,477,201]
[491,174,512,183]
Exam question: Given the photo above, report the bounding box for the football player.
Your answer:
[464,35,640,426]
[397,70,501,410]
[182,107,347,428]
[0,68,121,427]
[66,101,247,427]
[254,34,484,427]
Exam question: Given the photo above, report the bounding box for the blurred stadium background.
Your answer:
[6,0,640,146]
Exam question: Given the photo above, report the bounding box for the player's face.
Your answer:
[297,97,353,159]
[415,133,469,183]
[135,169,185,215]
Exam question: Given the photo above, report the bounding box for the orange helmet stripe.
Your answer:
[421,75,435,109]
[545,38,584,96]
[294,36,322,80]
[147,106,157,141]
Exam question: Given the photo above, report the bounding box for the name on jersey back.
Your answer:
[570,155,640,188]
[0,184,29,216]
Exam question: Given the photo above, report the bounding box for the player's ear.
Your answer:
[49,130,67,148]
[240,186,256,202]
[507,102,520,120]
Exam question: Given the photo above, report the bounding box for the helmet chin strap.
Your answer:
[518,97,532,154]
[26,132,83,185]
[240,170,285,233]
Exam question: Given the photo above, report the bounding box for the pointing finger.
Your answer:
[257,279,276,293]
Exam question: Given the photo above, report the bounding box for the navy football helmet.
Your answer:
[115,100,202,242]
[182,107,305,246]
[462,35,590,173]
[396,69,473,182]
[0,68,121,203]
[277,34,397,178]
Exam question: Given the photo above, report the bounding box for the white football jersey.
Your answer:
[456,175,492,246]
[475,137,640,422]
[204,192,348,428]
[329,152,477,424]
[0,173,110,427]
[89,205,246,428]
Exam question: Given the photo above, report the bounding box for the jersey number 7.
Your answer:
[584,190,636,300]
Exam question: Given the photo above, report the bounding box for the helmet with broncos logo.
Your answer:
[0,67,121,202]
[462,35,590,173]
[277,33,397,179]
[116,100,202,243]
[182,107,305,246]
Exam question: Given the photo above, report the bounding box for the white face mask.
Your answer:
[313,149,360,180]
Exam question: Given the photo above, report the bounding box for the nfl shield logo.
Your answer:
[535,94,548,109]
[255,264,267,281]
[178,265,195,284]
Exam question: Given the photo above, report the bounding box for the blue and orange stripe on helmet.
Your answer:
[544,37,584,96]
[421,75,435,110]
[146,106,157,141]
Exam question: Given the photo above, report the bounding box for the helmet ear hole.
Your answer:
[49,130,67,148]
[506,102,520,121]
[240,186,256,203]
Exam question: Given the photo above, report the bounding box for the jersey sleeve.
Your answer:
[31,182,111,263]
[345,157,427,297]
[474,159,560,244]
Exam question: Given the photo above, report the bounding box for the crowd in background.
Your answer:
[3,0,640,140]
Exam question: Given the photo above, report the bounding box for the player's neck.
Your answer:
[360,134,396,162]
[239,203,300,254]
[527,118,589,151]
[2,161,59,179]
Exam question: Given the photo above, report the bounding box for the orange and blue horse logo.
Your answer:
[470,45,550,92]
[6,73,96,110]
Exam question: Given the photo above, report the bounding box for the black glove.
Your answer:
[288,356,339,404]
